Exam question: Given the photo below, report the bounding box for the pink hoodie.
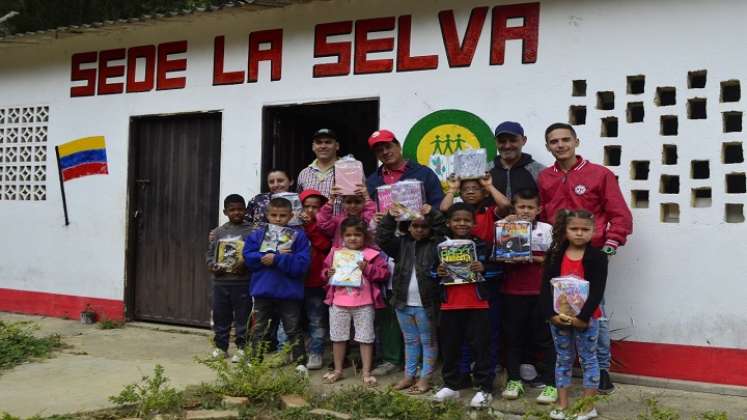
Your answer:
[317,198,377,248]
[322,247,389,309]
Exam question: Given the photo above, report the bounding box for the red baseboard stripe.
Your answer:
[612,340,747,387]
[0,288,124,321]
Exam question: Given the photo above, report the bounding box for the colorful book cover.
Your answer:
[376,185,393,213]
[452,148,487,179]
[259,224,297,253]
[494,220,532,260]
[329,249,364,287]
[550,275,590,316]
[438,239,481,285]
[391,179,424,221]
[215,236,245,273]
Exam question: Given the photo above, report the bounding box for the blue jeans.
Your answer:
[304,287,328,355]
[597,303,611,370]
[395,306,437,379]
[550,318,600,389]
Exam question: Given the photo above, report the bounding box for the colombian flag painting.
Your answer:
[56,136,109,182]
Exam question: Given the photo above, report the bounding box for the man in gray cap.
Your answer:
[489,121,545,203]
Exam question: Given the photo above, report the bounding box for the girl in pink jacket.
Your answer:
[317,185,377,248]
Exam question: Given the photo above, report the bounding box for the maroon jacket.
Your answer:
[303,219,332,288]
[538,156,633,249]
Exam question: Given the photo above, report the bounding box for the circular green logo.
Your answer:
[403,109,496,184]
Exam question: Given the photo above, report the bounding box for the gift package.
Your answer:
[494,220,532,261]
[329,249,364,287]
[437,239,482,285]
[272,191,303,225]
[390,179,425,221]
[550,275,590,316]
[215,236,245,273]
[452,148,487,179]
[376,185,393,213]
[259,224,297,253]
[334,155,364,195]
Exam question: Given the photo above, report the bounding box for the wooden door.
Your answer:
[127,112,221,326]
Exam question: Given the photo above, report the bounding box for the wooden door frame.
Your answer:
[123,111,222,323]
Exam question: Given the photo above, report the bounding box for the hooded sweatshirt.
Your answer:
[243,225,310,300]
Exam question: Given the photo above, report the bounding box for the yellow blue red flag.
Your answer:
[56,136,108,182]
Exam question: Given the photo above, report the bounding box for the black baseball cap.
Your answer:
[311,128,337,141]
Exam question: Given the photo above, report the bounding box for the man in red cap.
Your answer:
[365,129,444,207]
[364,129,444,377]
[299,188,332,370]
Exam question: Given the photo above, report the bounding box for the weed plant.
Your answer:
[0,320,63,371]
[108,364,182,418]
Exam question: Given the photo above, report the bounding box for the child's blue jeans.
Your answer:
[550,318,600,389]
[395,306,437,379]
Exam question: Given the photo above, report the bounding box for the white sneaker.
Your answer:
[519,363,538,381]
[469,391,493,408]
[549,409,567,420]
[306,353,323,370]
[295,364,309,377]
[211,348,227,359]
[230,349,245,363]
[433,387,460,402]
[575,408,598,420]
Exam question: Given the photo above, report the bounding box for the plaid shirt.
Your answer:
[297,160,343,214]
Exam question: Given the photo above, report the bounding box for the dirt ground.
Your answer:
[1,312,746,419]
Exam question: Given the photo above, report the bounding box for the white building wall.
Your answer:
[0,0,745,349]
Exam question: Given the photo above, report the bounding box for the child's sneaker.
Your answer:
[501,380,524,400]
[433,387,460,402]
[598,370,615,395]
[575,408,598,420]
[469,391,493,408]
[536,385,558,404]
[306,353,323,370]
[211,348,227,359]
[230,349,245,363]
[295,364,309,377]
[549,409,567,420]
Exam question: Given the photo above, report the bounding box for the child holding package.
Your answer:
[318,184,376,248]
[298,189,333,370]
[375,204,446,394]
[539,209,608,420]
[243,197,311,373]
[499,189,557,403]
[206,194,255,362]
[322,217,390,386]
[434,203,502,408]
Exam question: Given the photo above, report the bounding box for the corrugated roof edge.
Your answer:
[0,0,312,45]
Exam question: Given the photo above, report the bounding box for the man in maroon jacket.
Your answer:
[538,122,633,395]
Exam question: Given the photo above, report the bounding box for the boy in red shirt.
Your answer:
[538,122,633,394]
[299,189,332,370]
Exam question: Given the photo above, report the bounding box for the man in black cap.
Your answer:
[490,121,545,203]
[297,128,340,200]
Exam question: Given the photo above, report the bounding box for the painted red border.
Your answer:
[0,288,124,321]
[612,340,747,387]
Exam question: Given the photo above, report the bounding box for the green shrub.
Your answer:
[0,321,63,371]
[109,364,182,418]
[699,411,729,420]
[637,398,680,420]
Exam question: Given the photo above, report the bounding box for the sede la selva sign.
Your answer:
[69,2,540,97]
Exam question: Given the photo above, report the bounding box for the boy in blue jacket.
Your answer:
[243,197,311,372]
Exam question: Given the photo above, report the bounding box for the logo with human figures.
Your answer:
[403,110,496,189]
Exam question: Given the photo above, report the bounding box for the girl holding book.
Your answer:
[539,209,608,420]
[322,217,389,386]
[317,184,377,248]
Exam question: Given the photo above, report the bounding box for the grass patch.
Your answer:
[0,320,64,372]
[109,364,183,419]
[96,319,125,330]
[637,397,681,420]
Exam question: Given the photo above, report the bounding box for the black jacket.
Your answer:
[539,243,608,323]
[375,209,447,320]
[490,153,545,198]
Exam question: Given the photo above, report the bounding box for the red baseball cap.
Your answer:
[368,129,397,149]
[299,189,328,205]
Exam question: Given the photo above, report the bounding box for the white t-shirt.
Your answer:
[406,264,423,306]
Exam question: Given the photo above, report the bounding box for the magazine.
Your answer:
[437,239,482,285]
[550,275,589,316]
[214,236,245,273]
[259,224,297,253]
[329,249,364,288]
[494,220,532,260]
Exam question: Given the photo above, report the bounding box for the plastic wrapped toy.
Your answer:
[334,155,364,195]
[452,148,487,179]
[550,275,590,316]
[391,179,425,221]
[494,220,532,261]
[437,239,483,285]
[376,185,393,213]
